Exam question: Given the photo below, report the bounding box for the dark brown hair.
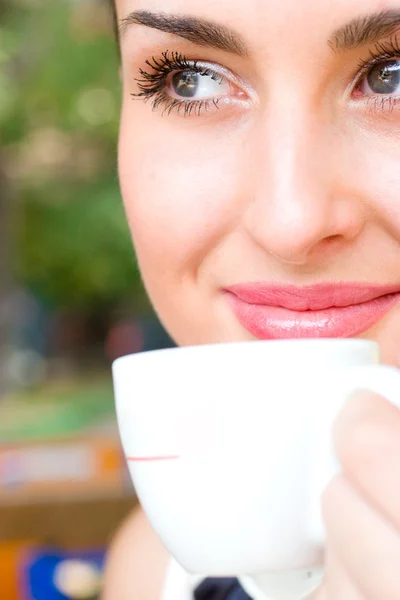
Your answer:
[109,0,120,57]
[111,1,118,37]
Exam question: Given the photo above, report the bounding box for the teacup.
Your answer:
[112,339,400,600]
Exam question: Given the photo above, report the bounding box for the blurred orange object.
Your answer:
[0,541,35,600]
[0,434,128,503]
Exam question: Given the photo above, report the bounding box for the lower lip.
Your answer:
[226,292,400,339]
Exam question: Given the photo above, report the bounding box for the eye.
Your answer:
[358,59,400,96]
[132,52,246,117]
[166,70,232,100]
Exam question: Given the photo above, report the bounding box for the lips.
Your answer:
[225,283,400,339]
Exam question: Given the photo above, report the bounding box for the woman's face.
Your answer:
[116,0,400,365]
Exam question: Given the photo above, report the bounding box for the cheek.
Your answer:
[354,132,400,235]
[118,109,245,281]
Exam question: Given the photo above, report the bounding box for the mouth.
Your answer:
[224,282,400,339]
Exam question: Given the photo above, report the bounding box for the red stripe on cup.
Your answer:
[127,455,180,462]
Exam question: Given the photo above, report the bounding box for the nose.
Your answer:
[243,109,366,266]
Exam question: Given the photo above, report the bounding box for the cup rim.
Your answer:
[112,338,379,369]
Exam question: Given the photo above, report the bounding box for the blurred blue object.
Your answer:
[22,549,105,600]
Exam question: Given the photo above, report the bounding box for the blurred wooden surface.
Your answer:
[0,494,137,547]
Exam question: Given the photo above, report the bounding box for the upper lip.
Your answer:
[225,283,400,311]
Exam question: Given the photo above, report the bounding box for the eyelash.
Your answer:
[132,51,226,117]
[132,40,400,117]
[354,37,400,113]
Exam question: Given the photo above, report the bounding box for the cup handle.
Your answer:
[309,364,400,549]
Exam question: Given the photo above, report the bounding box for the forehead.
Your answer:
[115,0,393,40]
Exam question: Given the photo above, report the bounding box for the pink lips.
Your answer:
[225,283,400,339]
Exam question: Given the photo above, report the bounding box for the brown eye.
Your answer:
[360,59,400,95]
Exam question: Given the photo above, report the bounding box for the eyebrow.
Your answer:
[329,9,400,51]
[119,9,400,57]
[118,10,249,57]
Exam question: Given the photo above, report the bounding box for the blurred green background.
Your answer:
[0,2,172,598]
[0,0,175,389]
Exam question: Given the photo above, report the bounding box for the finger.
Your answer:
[322,474,400,600]
[333,390,400,530]
[323,543,364,600]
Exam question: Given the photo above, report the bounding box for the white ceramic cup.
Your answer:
[112,339,400,591]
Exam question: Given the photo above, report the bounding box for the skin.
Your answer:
[109,0,400,597]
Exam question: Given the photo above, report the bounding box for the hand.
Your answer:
[314,390,400,600]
